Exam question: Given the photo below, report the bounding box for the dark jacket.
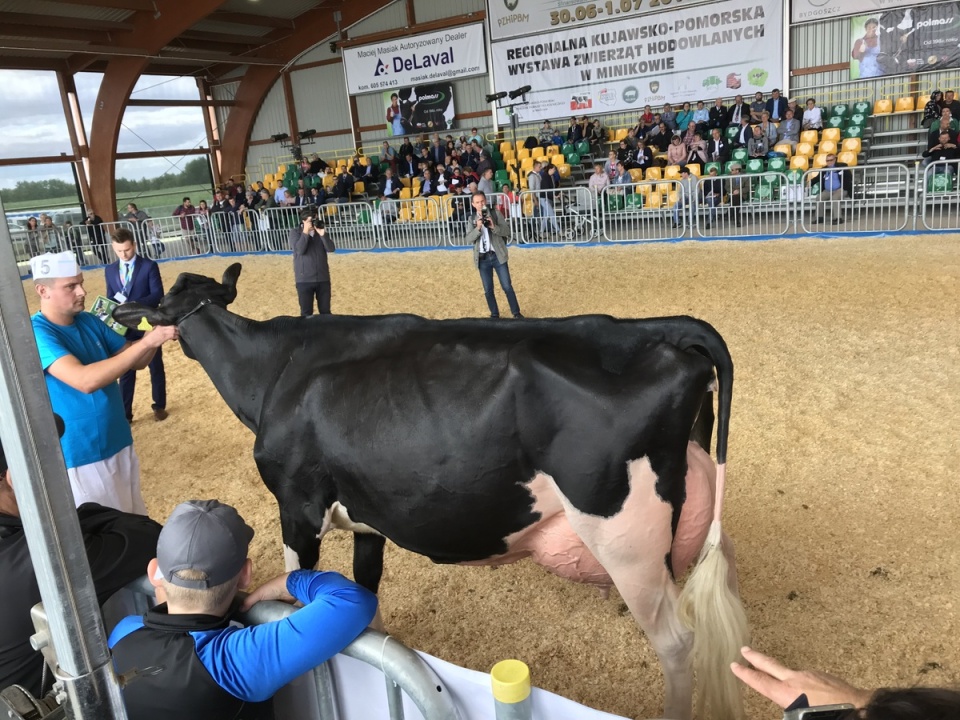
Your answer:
[810,162,853,196]
[708,105,728,130]
[105,255,164,340]
[0,504,160,698]
[765,97,788,119]
[465,206,511,267]
[290,225,336,283]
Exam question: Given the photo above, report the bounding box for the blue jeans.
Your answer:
[478,253,521,317]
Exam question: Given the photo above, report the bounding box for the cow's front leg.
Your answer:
[353,533,386,631]
[280,507,322,572]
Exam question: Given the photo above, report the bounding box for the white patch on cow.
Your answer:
[283,545,301,573]
[329,501,381,535]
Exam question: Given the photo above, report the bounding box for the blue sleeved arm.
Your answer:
[108,615,146,647]
[194,570,378,702]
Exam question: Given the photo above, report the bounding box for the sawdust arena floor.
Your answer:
[22,235,960,719]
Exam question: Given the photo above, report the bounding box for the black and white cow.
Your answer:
[115,264,749,720]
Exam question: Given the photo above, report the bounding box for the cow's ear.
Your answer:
[112,303,170,329]
[221,263,242,303]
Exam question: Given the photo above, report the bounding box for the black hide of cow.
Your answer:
[113,264,732,593]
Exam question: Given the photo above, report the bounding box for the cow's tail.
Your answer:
[676,320,749,720]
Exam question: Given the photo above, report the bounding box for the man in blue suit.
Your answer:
[104,228,168,422]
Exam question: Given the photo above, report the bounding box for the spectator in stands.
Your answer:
[566,116,583,144]
[681,121,699,149]
[476,150,494,178]
[929,117,959,148]
[332,168,355,204]
[708,98,728,131]
[922,90,944,128]
[588,162,608,199]
[587,119,606,153]
[280,189,294,207]
[734,115,753,147]
[802,98,823,130]
[308,154,328,175]
[537,163,561,238]
[944,90,960,119]
[398,137,415,160]
[496,183,518,220]
[787,98,804,127]
[477,168,495,197]
[707,128,730,163]
[731,646,960,719]
[727,95,748,127]
[777,109,801,150]
[687,132,708,166]
[172,197,197,253]
[851,18,882,78]
[611,161,632,196]
[292,187,311,207]
[468,128,483,146]
[309,186,327,206]
[700,165,724,229]
[765,88,787,121]
[624,128,640,150]
[809,153,851,225]
[380,140,398,172]
[399,151,419,178]
[661,103,678,132]
[672,166,696,228]
[259,188,277,211]
[640,106,656,134]
[24,216,42,257]
[272,182,287,205]
[676,102,695,134]
[727,163,749,227]
[349,156,369,181]
[109,500,376,719]
[0,416,162,700]
[937,107,960,134]
[668,134,689,166]
[750,91,766,123]
[758,111,778,145]
[648,122,672,154]
[604,150,619,180]
[748,125,769,160]
[378,168,401,203]
[922,131,959,171]
[635,140,654,172]
[538,120,554,149]
[692,100,710,134]
[617,139,638,169]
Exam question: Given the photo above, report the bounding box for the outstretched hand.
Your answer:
[730,646,873,709]
[239,572,295,611]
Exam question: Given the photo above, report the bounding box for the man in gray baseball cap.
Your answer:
[109,499,377,720]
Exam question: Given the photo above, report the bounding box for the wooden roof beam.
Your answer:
[62,0,154,11]
[210,11,295,29]
[0,12,134,32]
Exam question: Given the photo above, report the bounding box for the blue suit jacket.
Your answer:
[104,256,164,339]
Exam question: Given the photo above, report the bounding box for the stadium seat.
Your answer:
[628,169,644,183]
[795,142,815,158]
[646,192,662,209]
[895,97,915,113]
[821,127,841,143]
[352,182,365,197]
[853,101,871,115]
[746,158,764,173]
[731,147,748,163]
[657,181,673,196]
[915,95,930,111]
[704,162,723,175]
[625,193,644,210]
[837,151,858,167]
[667,191,680,207]
[636,183,651,195]
[928,172,954,193]
[774,143,793,157]
[400,188,413,199]
[557,164,572,179]
[499,141,512,154]
[664,165,681,180]
[786,168,805,184]
[725,126,739,142]
[687,164,701,177]
[800,130,819,145]
[831,104,848,117]
[825,116,845,129]
[841,137,862,155]
[517,148,531,161]
[843,125,864,139]
[644,167,662,181]
[546,145,560,156]
[399,177,411,188]
[575,141,591,157]
[790,156,810,171]
[495,170,511,188]
[606,194,625,212]
[818,140,838,156]
[873,99,893,115]
[767,157,787,173]
[520,157,534,171]
[847,113,867,128]
[812,153,829,168]
[561,143,574,156]
[368,155,379,168]
[322,175,336,189]
[277,164,288,174]
[614,128,628,142]
[532,151,547,163]
[566,152,581,166]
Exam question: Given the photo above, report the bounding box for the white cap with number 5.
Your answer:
[30,251,80,280]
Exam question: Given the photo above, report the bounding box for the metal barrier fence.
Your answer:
[11,163,960,277]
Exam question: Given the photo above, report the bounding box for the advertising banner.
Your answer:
[850,5,960,79]
[489,0,717,42]
[384,84,456,136]
[489,0,783,124]
[792,0,926,25]
[343,24,486,96]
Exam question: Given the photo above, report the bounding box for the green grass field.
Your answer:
[4,184,218,218]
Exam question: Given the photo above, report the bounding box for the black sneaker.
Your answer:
[833,217,845,225]
[513,313,524,319]
[813,217,823,224]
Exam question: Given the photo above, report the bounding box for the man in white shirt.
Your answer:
[465,191,522,319]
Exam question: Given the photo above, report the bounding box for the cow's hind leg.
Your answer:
[354,533,387,631]
[553,457,694,720]
[279,506,323,572]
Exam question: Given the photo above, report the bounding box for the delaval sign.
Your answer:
[344,24,487,95]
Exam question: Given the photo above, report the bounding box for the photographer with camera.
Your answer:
[289,206,336,316]
[466,191,522,319]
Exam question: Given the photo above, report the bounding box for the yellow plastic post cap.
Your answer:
[137,317,153,332]
[490,659,531,704]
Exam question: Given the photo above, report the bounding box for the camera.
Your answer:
[480,206,491,226]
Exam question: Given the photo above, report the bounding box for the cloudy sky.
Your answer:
[0,69,208,191]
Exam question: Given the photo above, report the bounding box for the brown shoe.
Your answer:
[153,408,168,422]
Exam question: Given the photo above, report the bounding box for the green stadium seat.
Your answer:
[494,170,511,187]
[928,172,954,193]
[561,143,575,156]
[725,126,739,141]
[575,140,590,156]
[847,114,867,128]
[625,193,644,210]
[755,183,774,200]
[831,104,849,117]
[767,157,787,173]
[367,155,379,168]
[826,116,845,129]
[704,162,723,175]
[808,182,820,197]
[853,101,871,115]
[786,168,805,184]
[565,152,581,166]
[724,161,739,174]
[843,125,864,139]
[380,162,391,173]
[732,148,748,163]
[606,194,625,212]
[746,158,765,173]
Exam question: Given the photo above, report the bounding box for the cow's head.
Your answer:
[113,264,241,343]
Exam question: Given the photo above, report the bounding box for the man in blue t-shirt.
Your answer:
[109,500,377,719]
[29,252,178,514]
[809,154,852,226]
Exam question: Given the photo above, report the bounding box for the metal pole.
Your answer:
[0,197,128,719]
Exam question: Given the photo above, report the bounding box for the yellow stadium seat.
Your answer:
[812,153,828,168]
[353,181,365,196]
[894,97,914,113]
[400,188,413,199]
[322,175,336,189]
[322,205,338,218]
[800,130,819,145]
[517,148,531,161]
[667,191,679,207]
[520,157,534,172]
[426,201,441,222]
[557,164,571,178]
[837,151,858,167]
[664,165,681,180]
[523,195,535,216]
[264,173,274,184]
[546,145,559,155]
[645,192,662,208]
[841,137,861,154]
[519,173,528,189]
[499,141,512,154]
[774,143,793,157]
[636,183,651,195]
[397,207,412,223]
[657,181,673,195]
[821,127,841,143]
[277,164,288,174]
[400,177,411,188]
[818,140,838,155]
[795,142,815,158]
[502,150,515,162]
[359,156,369,166]
[916,95,929,111]
[790,155,810,171]
[412,178,422,195]
[644,166,662,181]
[615,128,628,142]
[873,98,893,115]
[687,164,701,177]
[551,154,566,166]
[628,169,644,183]
[532,151,547,163]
